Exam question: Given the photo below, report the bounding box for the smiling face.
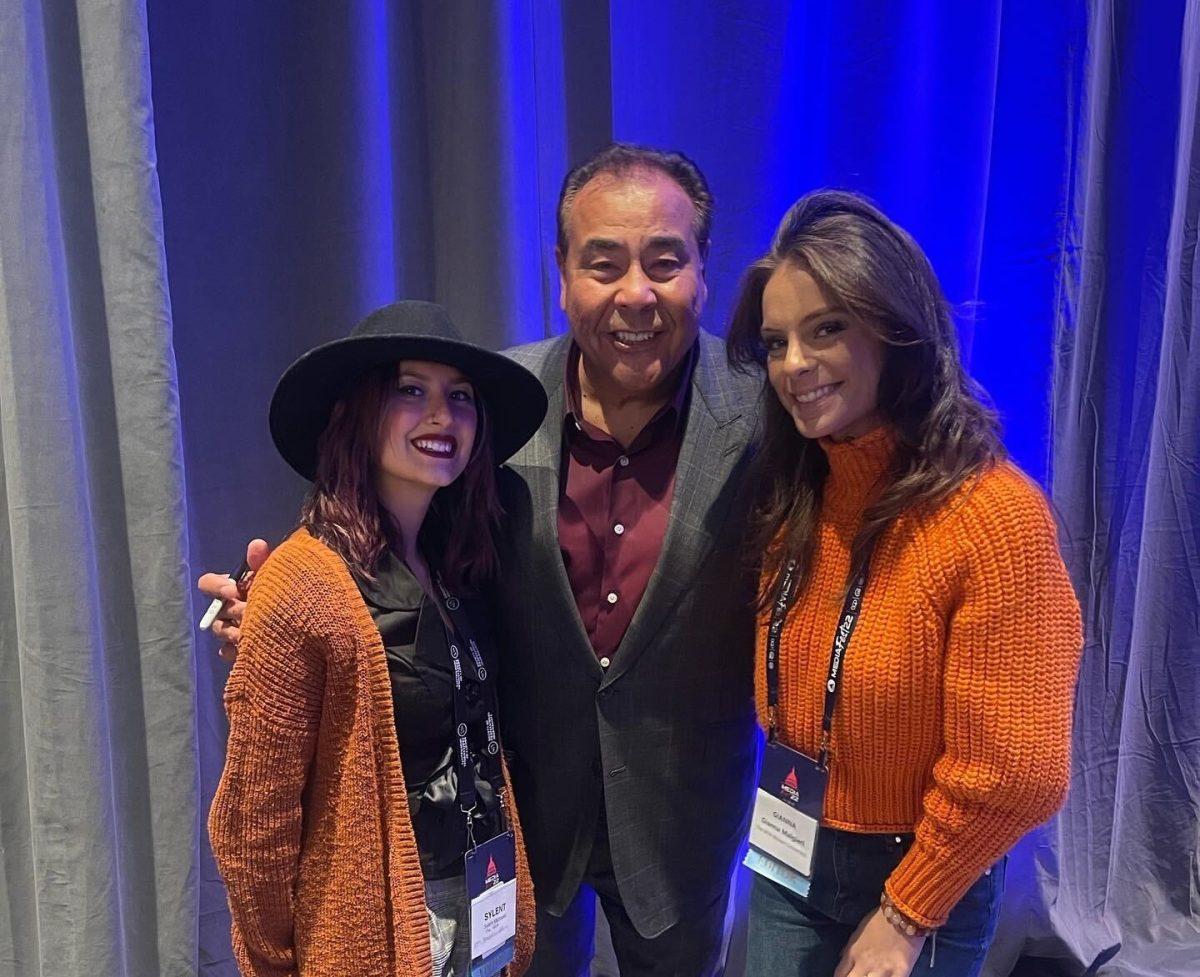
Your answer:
[557,169,707,401]
[761,262,886,441]
[375,360,478,502]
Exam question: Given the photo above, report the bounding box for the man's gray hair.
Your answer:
[556,143,714,259]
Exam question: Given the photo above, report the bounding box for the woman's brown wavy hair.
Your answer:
[298,362,502,592]
[727,190,1003,607]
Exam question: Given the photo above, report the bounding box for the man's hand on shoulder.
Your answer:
[198,538,271,663]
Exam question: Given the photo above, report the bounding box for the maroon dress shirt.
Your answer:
[557,342,696,665]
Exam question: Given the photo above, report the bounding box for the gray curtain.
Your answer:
[1048,0,1200,974]
[0,2,196,976]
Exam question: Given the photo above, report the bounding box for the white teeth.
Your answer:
[794,384,838,404]
[413,438,453,455]
[614,331,656,344]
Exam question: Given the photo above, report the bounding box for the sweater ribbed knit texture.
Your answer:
[756,426,1082,928]
[209,529,535,977]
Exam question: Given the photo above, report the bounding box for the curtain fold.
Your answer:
[0,2,196,976]
[1049,1,1200,974]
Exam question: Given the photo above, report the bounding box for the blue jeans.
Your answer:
[744,829,1005,977]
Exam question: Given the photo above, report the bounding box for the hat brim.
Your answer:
[269,334,548,481]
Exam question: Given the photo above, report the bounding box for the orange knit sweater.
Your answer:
[209,529,535,977]
[756,426,1082,928]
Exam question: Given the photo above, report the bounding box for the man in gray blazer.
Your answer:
[491,144,761,976]
[202,144,762,976]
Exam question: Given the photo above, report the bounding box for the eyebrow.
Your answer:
[645,234,688,252]
[760,306,841,331]
[397,367,471,385]
[580,238,624,256]
[579,234,691,257]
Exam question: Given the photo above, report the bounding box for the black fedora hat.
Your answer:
[269,301,547,480]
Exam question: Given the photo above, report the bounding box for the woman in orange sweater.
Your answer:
[726,193,1082,977]
[208,301,545,977]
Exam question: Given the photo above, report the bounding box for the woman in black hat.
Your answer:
[208,301,546,977]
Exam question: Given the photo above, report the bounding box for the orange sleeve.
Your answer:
[502,756,536,975]
[885,477,1083,927]
[207,544,329,977]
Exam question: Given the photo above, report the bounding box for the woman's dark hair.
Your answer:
[298,363,503,591]
[727,190,1003,605]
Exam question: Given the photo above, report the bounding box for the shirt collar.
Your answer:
[562,339,697,443]
[356,547,426,612]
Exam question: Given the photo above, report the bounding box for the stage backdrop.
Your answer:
[0,1,1195,976]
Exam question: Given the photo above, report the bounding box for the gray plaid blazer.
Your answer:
[493,329,762,938]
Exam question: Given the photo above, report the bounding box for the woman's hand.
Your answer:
[834,907,926,977]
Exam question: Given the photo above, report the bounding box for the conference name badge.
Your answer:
[743,740,827,898]
[464,830,517,977]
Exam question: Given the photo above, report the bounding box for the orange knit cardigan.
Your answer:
[758,426,1082,928]
[209,529,535,977]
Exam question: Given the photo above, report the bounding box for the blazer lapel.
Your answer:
[510,338,599,669]
[605,334,751,683]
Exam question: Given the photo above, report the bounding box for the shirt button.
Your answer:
[600,656,611,668]
[614,523,625,535]
[606,591,619,605]
[617,455,630,467]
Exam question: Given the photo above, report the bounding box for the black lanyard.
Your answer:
[432,574,506,823]
[766,540,875,769]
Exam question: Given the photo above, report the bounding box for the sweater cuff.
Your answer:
[884,837,983,928]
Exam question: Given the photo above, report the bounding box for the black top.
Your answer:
[356,550,501,880]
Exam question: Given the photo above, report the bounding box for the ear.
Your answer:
[556,247,568,311]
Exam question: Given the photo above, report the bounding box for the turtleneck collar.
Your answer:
[818,424,898,523]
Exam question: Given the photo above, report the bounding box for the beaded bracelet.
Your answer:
[880,892,933,938]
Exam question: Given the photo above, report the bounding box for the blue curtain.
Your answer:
[139,2,1197,974]
[605,0,1086,486]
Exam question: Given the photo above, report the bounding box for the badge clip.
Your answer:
[817,731,831,771]
[462,803,478,852]
[496,788,509,833]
